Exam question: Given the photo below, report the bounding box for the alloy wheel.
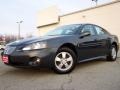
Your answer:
[55,52,73,72]
[111,47,117,59]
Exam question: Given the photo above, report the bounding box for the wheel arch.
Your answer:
[112,42,118,52]
[58,43,78,58]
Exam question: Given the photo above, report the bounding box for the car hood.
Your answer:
[7,35,69,46]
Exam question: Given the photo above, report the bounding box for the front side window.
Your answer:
[81,25,96,35]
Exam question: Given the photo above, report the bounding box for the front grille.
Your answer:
[4,46,16,54]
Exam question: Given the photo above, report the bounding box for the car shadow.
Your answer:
[0,59,108,77]
[75,59,107,70]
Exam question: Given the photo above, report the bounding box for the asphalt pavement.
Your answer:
[0,50,120,90]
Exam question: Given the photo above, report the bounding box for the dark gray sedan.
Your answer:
[1,24,119,74]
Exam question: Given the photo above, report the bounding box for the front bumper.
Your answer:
[1,48,57,68]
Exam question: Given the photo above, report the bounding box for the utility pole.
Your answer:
[16,21,23,40]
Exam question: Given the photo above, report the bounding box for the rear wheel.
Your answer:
[106,45,117,61]
[53,47,77,74]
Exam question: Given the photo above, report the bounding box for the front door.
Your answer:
[78,25,100,60]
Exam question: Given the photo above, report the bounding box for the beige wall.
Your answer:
[37,6,59,28]
[37,1,120,40]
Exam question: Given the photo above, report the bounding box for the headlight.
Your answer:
[22,42,47,51]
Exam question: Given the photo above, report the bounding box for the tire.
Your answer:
[106,45,117,61]
[53,47,77,74]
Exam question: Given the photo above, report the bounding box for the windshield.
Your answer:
[46,24,81,36]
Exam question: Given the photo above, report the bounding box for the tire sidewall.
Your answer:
[107,45,117,61]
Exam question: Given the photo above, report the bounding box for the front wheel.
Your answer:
[106,45,117,61]
[53,47,77,74]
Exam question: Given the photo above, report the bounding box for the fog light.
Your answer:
[36,58,40,62]
[29,57,41,66]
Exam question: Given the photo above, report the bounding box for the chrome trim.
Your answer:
[78,56,106,63]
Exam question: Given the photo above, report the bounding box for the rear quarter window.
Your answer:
[94,26,107,35]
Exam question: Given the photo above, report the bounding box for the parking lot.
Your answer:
[0,50,120,90]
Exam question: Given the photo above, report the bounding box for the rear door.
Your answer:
[93,25,109,56]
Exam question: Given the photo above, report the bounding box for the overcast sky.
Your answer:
[0,0,113,36]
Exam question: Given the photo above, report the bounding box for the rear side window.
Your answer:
[81,25,96,35]
[94,26,105,35]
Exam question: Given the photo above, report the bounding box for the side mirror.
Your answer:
[80,31,91,38]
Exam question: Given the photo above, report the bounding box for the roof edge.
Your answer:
[60,0,120,17]
[37,22,59,28]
